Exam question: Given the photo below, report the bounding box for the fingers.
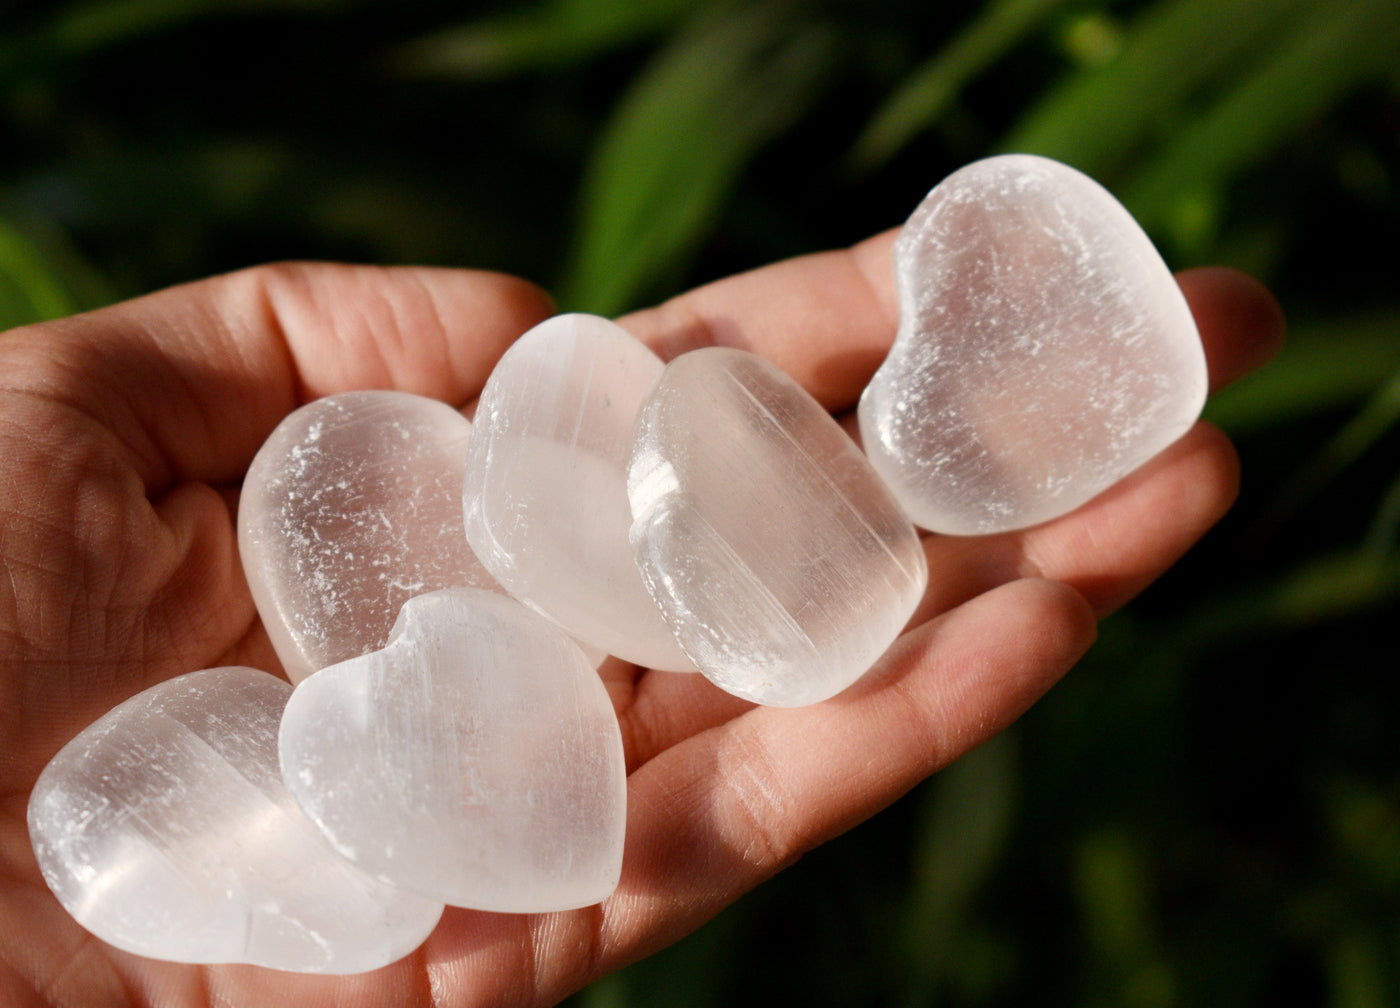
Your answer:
[0,263,555,494]
[913,421,1241,621]
[0,247,1279,508]
[1178,266,1287,393]
[619,235,1285,419]
[605,578,1095,968]
[615,668,756,774]
[618,231,900,411]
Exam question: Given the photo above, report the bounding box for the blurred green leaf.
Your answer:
[557,2,837,315]
[574,972,629,1008]
[1327,929,1392,1008]
[0,215,80,328]
[1120,0,1400,244]
[1000,0,1309,179]
[391,0,701,78]
[1324,778,1400,892]
[1259,365,1400,533]
[847,0,1070,174]
[1073,827,1175,1008]
[1205,310,1400,435]
[1178,549,1400,644]
[897,732,1017,1003]
[1363,470,1400,559]
[1058,10,1126,67]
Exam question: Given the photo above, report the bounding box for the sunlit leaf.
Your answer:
[557,2,837,315]
[1205,310,1400,435]
[1073,827,1174,1008]
[847,0,1069,174]
[1326,929,1392,1008]
[1120,0,1400,240]
[1259,366,1400,534]
[1362,471,1400,559]
[0,216,79,329]
[391,0,701,78]
[897,733,1018,999]
[1000,0,1310,180]
[1178,550,1400,644]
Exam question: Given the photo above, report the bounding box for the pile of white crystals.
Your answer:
[27,154,1207,973]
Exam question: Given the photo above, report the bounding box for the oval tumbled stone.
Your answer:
[463,313,693,671]
[627,347,928,707]
[240,390,499,684]
[27,667,443,974]
[858,153,1208,535]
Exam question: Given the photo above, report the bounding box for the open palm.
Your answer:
[0,233,1283,1007]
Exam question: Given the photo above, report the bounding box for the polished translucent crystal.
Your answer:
[628,347,928,707]
[240,390,498,684]
[279,588,626,912]
[27,667,443,973]
[463,313,692,671]
[858,153,1208,535]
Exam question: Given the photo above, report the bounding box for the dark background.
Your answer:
[4,0,1399,1004]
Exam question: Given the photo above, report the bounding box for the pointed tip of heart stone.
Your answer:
[279,588,627,912]
[858,153,1208,536]
[27,666,443,974]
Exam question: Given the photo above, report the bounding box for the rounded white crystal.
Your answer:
[628,347,928,707]
[279,588,627,912]
[463,313,693,671]
[858,153,1208,535]
[27,667,443,973]
[240,390,498,683]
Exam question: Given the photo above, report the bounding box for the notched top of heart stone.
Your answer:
[463,313,693,671]
[279,587,627,913]
[27,667,443,974]
[858,153,1208,536]
[628,347,928,707]
[240,390,499,684]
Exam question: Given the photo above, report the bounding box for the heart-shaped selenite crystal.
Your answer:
[27,667,443,973]
[279,588,626,912]
[628,347,928,707]
[240,390,498,684]
[463,313,692,671]
[858,153,1208,535]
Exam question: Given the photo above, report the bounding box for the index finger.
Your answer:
[618,231,901,411]
[619,231,1285,411]
[0,263,555,495]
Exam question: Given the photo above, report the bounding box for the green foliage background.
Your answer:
[3,0,1399,1004]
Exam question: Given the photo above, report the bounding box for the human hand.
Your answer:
[0,232,1283,1006]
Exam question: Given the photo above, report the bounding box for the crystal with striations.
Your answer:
[239,390,499,684]
[463,313,693,671]
[27,666,444,974]
[279,587,627,912]
[858,153,1208,535]
[627,347,928,707]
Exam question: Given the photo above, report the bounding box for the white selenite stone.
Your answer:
[627,347,928,707]
[858,153,1208,535]
[27,667,443,974]
[240,390,499,684]
[463,313,693,671]
[279,588,627,912]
